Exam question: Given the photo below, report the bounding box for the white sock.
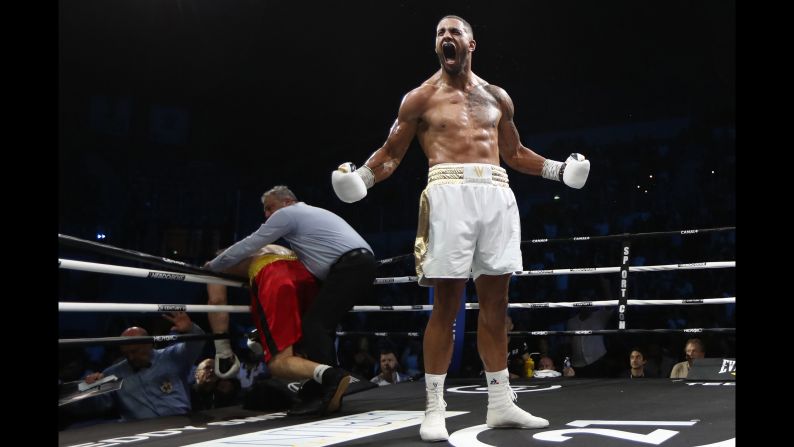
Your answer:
[313,364,331,384]
[425,372,447,393]
[424,372,447,412]
[214,339,232,357]
[485,369,512,408]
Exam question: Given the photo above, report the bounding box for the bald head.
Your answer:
[121,326,148,337]
[195,358,217,385]
[120,326,153,369]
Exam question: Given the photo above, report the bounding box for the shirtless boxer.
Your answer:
[331,15,591,441]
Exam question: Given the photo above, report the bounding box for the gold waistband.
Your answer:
[427,163,509,187]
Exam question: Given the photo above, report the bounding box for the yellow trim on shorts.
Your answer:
[248,253,298,283]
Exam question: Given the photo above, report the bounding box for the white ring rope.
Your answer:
[59,259,248,288]
[58,297,734,314]
[514,261,735,275]
[375,261,735,284]
[334,327,735,337]
[58,302,250,313]
[60,258,734,286]
[60,228,735,346]
[349,297,735,312]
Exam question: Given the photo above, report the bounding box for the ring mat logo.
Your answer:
[448,420,734,447]
[447,384,561,394]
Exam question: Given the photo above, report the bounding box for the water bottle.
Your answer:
[524,356,535,378]
[524,352,540,378]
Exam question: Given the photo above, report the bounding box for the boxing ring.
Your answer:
[59,378,734,447]
[58,227,735,446]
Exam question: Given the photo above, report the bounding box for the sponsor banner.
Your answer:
[158,304,186,312]
[147,272,186,281]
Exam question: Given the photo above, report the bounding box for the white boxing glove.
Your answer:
[541,153,590,189]
[331,162,375,203]
[213,338,241,379]
[562,153,590,189]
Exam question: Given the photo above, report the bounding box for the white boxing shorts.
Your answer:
[414,163,522,287]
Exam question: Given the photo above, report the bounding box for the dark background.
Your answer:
[59,0,735,255]
[58,0,735,376]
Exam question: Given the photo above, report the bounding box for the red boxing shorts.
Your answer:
[249,254,319,363]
